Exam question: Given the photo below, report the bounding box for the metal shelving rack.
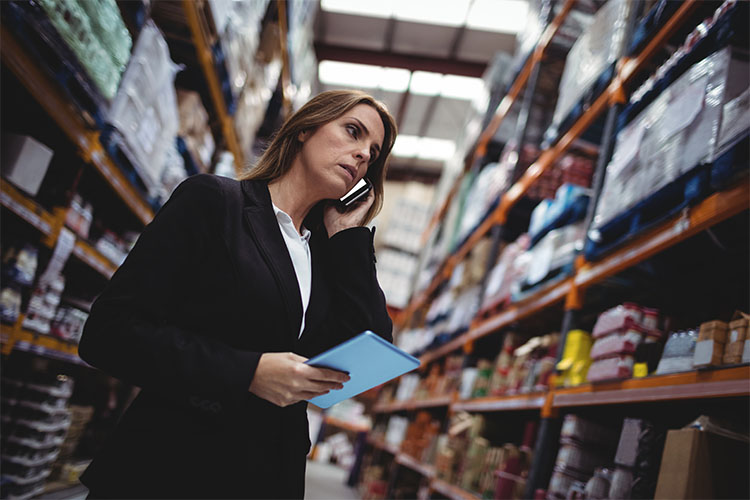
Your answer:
[365,0,749,497]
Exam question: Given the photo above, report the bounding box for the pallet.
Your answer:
[3,1,110,128]
[584,162,712,262]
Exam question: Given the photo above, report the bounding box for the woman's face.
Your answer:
[297,103,385,200]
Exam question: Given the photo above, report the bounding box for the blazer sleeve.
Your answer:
[309,226,393,354]
[78,174,259,409]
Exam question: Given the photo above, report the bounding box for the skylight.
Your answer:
[321,0,529,34]
[392,135,456,161]
[319,62,483,101]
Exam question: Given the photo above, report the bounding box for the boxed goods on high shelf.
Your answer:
[0,372,76,499]
[103,21,180,199]
[587,44,750,260]
[286,0,318,110]
[34,0,132,101]
[546,0,633,141]
[1,135,54,198]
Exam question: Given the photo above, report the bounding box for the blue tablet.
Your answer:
[305,331,420,408]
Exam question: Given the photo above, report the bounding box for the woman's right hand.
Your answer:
[248,352,350,407]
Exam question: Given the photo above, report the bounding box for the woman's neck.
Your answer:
[267,172,319,234]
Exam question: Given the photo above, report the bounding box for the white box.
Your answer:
[1,135,54,196]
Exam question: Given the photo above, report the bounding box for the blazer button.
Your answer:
[210,402,222,413]
[189,396,201,407]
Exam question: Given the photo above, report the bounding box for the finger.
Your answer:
[304,380,345,393]
[287,352,308,363]
[298,389,331,400]
[305,366,350,383]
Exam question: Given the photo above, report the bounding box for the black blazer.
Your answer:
[78,174,392,499]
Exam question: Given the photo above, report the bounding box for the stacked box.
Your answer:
[593,47,750,231]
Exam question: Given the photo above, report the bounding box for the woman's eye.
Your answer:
[346,125,358,138]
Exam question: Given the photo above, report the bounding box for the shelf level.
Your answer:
[430,478,480,500]
[0,26,154,226]
[0,324,85,366]
[0,181,57,237]
[395,453,435,479]
[1,182,118,279]
[373,395,453,413]
[420,278,571,366]
[553,365,750,407]
[576,181,749,288]
[323,416,370,434]
[452,393,546,413]
[367,437,399,455]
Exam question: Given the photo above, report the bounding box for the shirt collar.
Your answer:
[271,202,311,242]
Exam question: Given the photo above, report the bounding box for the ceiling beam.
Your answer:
[314,43,486,77]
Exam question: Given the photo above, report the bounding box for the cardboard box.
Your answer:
[742,340,750,364]
[698,320,728,343]
[693,339,724,367]
[722,341,744,364]
[654,428,749,499]
[1,134,54,196]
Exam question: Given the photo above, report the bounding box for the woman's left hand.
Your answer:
[323,189,374,237]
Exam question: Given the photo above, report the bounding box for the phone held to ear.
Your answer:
[339,178,373,208]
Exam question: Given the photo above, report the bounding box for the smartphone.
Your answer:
[339,178,373,208]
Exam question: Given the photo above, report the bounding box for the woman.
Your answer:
[78,90,397,499]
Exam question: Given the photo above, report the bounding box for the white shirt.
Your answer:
[271,203,312,338]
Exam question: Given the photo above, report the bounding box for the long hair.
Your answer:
[241,90,397,226]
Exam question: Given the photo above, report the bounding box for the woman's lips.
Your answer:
[339,164,355,181]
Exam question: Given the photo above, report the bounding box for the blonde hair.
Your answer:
[241,90,397,226]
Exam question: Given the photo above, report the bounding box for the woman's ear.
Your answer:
[298,129,310,142]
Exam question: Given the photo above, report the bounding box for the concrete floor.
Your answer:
[305,460,360,500]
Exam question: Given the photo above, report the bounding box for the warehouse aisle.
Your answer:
[305,460,359,500]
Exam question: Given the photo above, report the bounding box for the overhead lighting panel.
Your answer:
[466,0,529,34]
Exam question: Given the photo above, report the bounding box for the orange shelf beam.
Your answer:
[324,416,370,434]
[576,181,749,289]
[182,0,245,174]
[553,366,749,407]
[430,478,481,500]
[452,392,547,413]
[396,453,436,478]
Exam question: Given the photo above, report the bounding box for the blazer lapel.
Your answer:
[241,180,303,342]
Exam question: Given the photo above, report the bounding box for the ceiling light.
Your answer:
[318,60,380,89]
[379,68,411,92]
[320,0,395,18]
[409,71,443,96]
[393,0,471,27]
[441,75,485,100]
[418,138,456,161]
[466,0,529,34]
[392,135,420,158]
